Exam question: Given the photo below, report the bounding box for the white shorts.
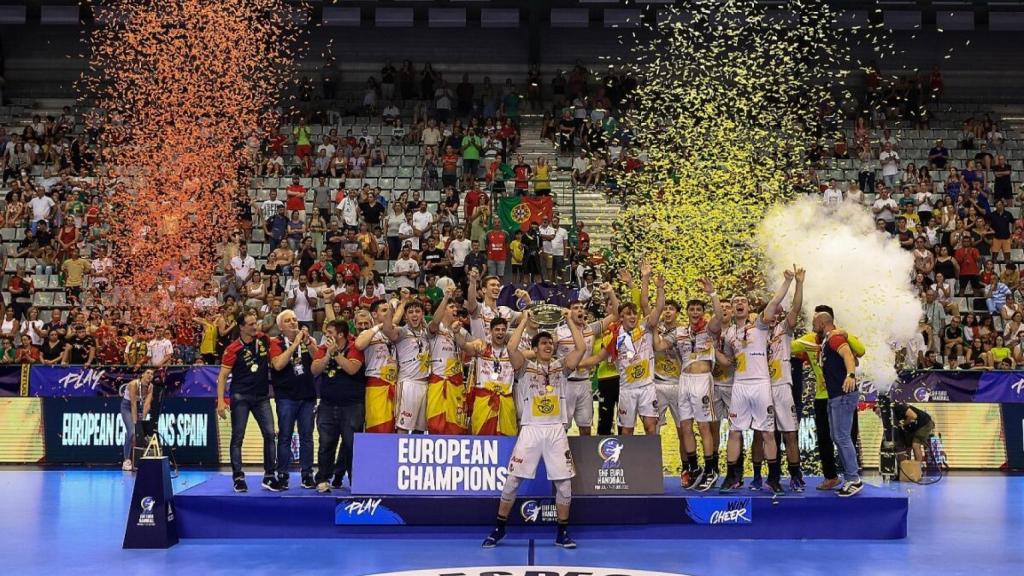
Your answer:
[396,378,428,432]
[655,379,681,427]
[713,385,732,421]
[507,424,576,480]
[771,384,799,432]
[729,382,775,432]
[617,385,658,429]
[563,378,594,429]
[678,371,716,423]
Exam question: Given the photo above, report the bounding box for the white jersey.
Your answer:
[654,323,682,383]
[713,336,735,387]
[613,324,656,390]
[473,342,515,393]
[555,320,602,381]
[469,301,521,341]
[516,359,569,426]
[768,321,794,387]
[429,324,464,380]
[363,326,398,383]
[724,318,771,385]
[395,325,431,382]
[672,321,717,370]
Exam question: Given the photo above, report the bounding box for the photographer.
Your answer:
[892,401,935,465]
[120,369,155,472]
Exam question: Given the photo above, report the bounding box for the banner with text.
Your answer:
[351,434,553,497]
[884,370,1024,404]
[41,397,219,465]
[29,366,218,398]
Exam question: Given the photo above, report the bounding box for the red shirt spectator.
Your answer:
[955,242,981,276]
[336,259,361,284]
[286,179,306,212]
[269,132,286,155]
[486,227,508,262]
[576,222,590,253]
[464,187,483,222]
[334,285,360,312]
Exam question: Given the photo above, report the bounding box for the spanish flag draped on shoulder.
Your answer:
[496,196,554,234]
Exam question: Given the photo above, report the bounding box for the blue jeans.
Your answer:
[828,392,861,483]
[276,398,315,478]
[229,393,276,479]
[120,398,135,460]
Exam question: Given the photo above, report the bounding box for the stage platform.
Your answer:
[174,474,908,540]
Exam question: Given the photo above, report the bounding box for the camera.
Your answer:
[876,393,899,481]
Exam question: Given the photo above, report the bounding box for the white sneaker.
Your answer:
[122,459,133,471]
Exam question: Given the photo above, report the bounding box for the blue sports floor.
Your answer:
[0,469,1020,576]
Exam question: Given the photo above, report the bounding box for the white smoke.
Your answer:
[757,198,922,391]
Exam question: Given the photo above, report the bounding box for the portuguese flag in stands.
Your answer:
[496,196,554,234]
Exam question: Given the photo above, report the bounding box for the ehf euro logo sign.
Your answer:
[598,438,624,470]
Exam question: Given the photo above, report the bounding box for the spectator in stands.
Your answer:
[441,145,459,189]
[461,127,483,185]
[989,200,1015,264]
[955,236,983,296]
[485,221,508,280]
[464,240,487,278]
[992,155,1013,206]
[872,188,898,233]
[61,324,95,366]
[879,143,900,188]
[928,139,949,170]
[147,327,175,368]
[61,248,91,307]
[448,227,472,286]
[394,244,420,291]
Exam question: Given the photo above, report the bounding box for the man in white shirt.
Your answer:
[147,328,175,368]
[546,216,569,282]
[28,187,55,232]
[421,120,442,149]
[822,179,843,210]
[337,188,360,230]
[394,246,420,290]
[260,189,285,226]
[316,136,335,159]
[412,201,434,237]
[447,227,473,285]
[571,151,590,186]
[398,212,420,251]
[230,244,257,283]
[538,217,557,281]
[879,143,900,188]
[287,274,319,330]
[872,188,899,233]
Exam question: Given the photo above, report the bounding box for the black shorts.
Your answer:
[524,255,541,274]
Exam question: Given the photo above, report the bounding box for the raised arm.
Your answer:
[699,277,725,336]
[638,261,652,317]
[563,309,586,371]
[428,287,454,334]
[508,310,531,371]
[762,268,795,324]
[645,274,666,331]
[786,267,805,330]
[381,299,404,342]
[598,282,619,333]
[464,268,480,314]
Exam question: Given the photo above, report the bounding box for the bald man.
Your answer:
[813,309,864,497]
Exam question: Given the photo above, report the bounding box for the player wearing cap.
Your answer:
[482,308,587,549]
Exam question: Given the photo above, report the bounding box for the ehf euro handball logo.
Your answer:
[137,496,156,527]
[598,438,624,470]
[519,499,557,523]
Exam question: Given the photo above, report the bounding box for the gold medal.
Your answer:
[545,384,554,393]
[250,365,259,373]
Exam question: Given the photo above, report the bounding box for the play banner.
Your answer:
[42,397,219,465]
[28,366,219,398]
[884,370,1024,403]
